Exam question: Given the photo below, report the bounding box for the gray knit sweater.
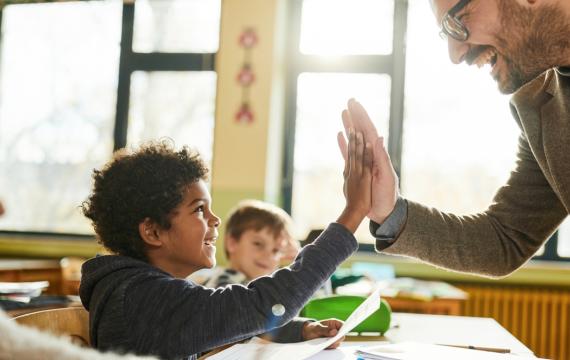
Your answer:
[79,222,357,360]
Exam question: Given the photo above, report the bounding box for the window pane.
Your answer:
[133,0,221,53]
[291,73,391,242]
[401,0,519,215]
[300,0,394,55]
[127,71,217,166]
[0,2,121,234]
[558,218,570,257]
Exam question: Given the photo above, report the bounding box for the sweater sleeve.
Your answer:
[266,318,312,343]
[123,222,357,359]
[382,134,567,277]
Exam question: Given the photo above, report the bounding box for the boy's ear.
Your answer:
[225,235,239,255]
[138,218,162,247]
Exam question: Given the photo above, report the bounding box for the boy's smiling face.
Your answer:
[153,180,220,277]
[226,227,287,280]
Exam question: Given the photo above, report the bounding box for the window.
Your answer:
[284,0,405,243]
[284,0,569,261]
[133,0,220,53]
[292,73,391,240]
[402,0,518,215]
[0,1,122,234]
[0,0,220,236]
[558,219,570,257]
[128,71,217,165]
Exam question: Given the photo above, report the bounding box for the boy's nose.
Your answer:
[209,213,221,227]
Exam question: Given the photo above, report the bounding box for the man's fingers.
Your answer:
[376,136,393,167]
[364,142,373,173]
[355,132,364,175]
[348,98,379,144]
[349,128,356,176]
[337,131,348,162]
[341,109,353,139]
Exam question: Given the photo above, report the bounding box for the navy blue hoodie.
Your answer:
[79,222,357,360]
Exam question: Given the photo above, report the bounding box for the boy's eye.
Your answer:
[194,205,205,213]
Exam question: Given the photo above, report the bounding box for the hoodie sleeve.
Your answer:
[123,222,356,359]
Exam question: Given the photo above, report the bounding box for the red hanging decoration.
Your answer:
[234,28,258,124]
[235,103,254,124]
[237,64,255,87]
[239,28,258,49]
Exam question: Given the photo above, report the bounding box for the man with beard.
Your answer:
[337,0,570,277]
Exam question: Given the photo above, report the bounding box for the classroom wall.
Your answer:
[211,0,288,265]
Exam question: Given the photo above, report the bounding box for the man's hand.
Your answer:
[337,99,399,224]
[302,319,345,349]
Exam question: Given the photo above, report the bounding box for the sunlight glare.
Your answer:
[300,0,394,55]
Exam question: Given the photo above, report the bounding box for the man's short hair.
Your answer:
[81,140,208,261]
[224,200,293,259]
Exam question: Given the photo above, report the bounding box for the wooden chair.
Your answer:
[60,257,85,295]
[13,307,90,347]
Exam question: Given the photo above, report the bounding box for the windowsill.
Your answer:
[0,234,569,287]
[0,234,101,259]
[346,251,570,287]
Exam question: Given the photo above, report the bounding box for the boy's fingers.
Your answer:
[326,336,345,349]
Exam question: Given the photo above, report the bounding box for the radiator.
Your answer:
[457,284,570,360]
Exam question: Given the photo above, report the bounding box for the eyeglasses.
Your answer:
[439,0,472,42]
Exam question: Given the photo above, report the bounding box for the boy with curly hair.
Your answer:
[80,133,371,360]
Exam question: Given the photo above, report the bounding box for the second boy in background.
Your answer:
[205,200,299,288]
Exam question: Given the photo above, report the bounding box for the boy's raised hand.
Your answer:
[336,128,373,233]
[302,319,345,349]
[338,99,399,225]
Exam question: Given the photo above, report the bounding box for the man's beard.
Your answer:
[495,1,570,94]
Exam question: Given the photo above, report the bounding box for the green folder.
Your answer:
[301,295,392,334]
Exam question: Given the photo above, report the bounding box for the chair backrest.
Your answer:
[13,307,90,347]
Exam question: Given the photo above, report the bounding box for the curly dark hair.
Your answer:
[82,140,209,261]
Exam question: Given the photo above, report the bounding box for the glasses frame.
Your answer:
[439,0,472,42]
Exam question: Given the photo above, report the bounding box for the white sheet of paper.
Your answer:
[208,288,382,360]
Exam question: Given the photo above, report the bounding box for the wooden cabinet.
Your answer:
[383,296,464,316]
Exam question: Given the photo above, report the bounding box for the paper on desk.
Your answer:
[208,288,381,360]
[0,281,49,297]
[355,342,545,360]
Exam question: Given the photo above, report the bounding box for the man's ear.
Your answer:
[138,218,162,247]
